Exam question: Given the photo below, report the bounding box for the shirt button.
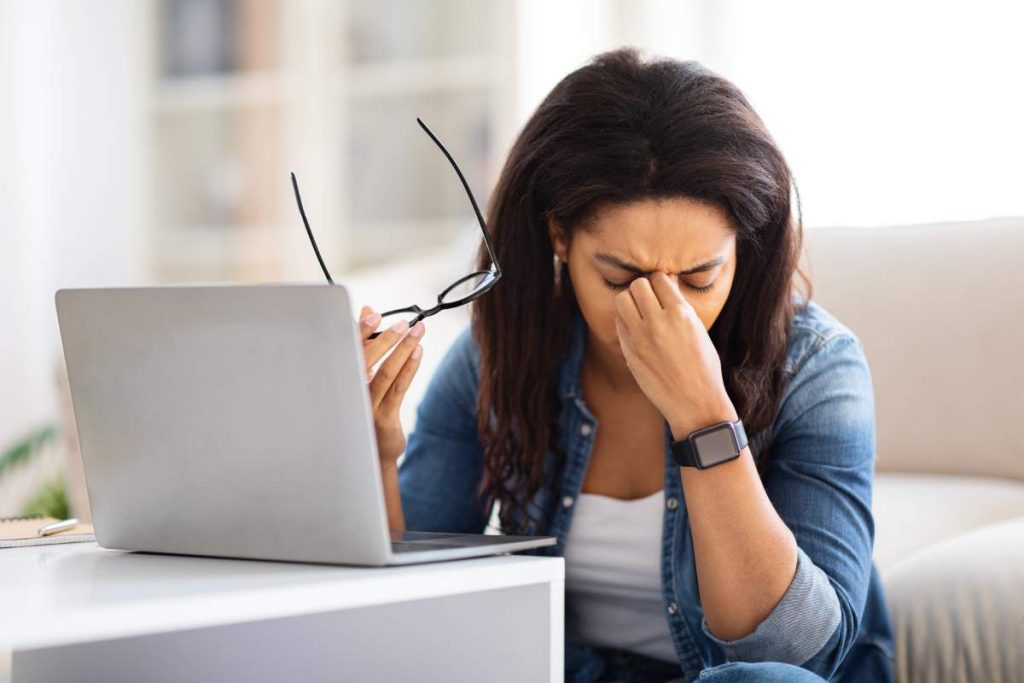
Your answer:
[580,423,593,436]
[562,495,575,508]
[667,602,679,615]
[666,496,679,510]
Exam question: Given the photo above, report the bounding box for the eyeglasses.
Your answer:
[291,117,501,340]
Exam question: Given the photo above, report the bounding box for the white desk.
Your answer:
[0,542,565,682]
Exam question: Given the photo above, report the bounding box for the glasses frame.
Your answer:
[291,117,501,340]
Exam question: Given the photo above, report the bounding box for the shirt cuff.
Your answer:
[700,545,842,665]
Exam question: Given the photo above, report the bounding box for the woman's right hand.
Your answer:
[357,305,426,469]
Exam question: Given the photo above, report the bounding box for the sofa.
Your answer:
[802,217,1024,682]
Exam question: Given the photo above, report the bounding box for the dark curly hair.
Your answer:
[471,47,811,533]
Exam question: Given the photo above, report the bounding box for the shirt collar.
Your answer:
[557,307,587,400]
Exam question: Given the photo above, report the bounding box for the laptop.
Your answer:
[55,284,555,566]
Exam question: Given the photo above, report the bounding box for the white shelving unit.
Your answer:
[147,0,518,284]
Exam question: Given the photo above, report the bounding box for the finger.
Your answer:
[369,321,423,406]
[614,315,638,360]
[614,289,643,330]
[369,321,425,408]
[359,310,383,342]
[649,271,686,308]
[363,319,410,368]
[378,342,424,417]
[628,276,662,318]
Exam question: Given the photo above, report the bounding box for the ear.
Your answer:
[547,215,569,262]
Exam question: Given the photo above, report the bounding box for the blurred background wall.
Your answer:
[1,0,1022,516]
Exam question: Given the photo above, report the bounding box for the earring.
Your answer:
[553,253,563,289]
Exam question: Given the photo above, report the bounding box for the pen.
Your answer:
[38,518,79,537]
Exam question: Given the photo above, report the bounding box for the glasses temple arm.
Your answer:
[415,117,501,277]
[290,172,334,284]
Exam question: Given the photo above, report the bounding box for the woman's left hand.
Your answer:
[614,271,738,440]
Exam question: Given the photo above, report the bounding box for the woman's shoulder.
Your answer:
[770,297,875,455]
[774,296,874,426]
[443,324,481,379]
[421,324,481,412]
[409,324,481,438]
[783,297,864,377]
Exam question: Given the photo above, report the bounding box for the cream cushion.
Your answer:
[802,218,1024,481]
[884,516,1024,683]
[872,472,1024,573]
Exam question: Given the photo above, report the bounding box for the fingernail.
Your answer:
[411,345,423,359]
[390,320,409,334]
[361,313,381,326]
[410,321,425,338]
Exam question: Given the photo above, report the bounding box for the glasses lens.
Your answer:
[439,272,494,305]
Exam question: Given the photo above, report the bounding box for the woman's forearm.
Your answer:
[380,464,406,532]
[671,408,798,642]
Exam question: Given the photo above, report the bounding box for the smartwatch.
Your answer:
[669,419,747,469]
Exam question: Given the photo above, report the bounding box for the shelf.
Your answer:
[155,225,280,265]
[154,217,473,271]
[145,0,515,278]
[153,72,287,112]
[345,56,493,98]
[152,56,494,113]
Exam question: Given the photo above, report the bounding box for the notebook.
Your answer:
[0,515,95,549]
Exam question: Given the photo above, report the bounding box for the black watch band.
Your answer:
[669,419,748,469]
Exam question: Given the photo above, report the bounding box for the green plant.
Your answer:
[20,477,70,519]
[0,424,57,476]
[1,424,70,519]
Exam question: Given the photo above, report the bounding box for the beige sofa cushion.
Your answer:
[802,218,1024,481]
[873,472,1024,573]
[883,516,1024,683]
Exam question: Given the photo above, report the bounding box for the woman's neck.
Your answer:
[581,332,642,396]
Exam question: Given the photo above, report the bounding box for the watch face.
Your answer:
[693,425,739,468]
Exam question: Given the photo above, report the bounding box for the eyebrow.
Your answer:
[594,252,725,276]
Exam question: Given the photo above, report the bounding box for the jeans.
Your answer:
[594,647,827,683]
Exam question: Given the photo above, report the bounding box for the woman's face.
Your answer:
[549,197,737,363]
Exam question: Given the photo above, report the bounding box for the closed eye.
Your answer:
[602,277,716,294]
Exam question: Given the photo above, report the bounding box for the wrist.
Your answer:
[668,400,739,442]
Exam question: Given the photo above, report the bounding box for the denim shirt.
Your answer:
[398,298,895,682]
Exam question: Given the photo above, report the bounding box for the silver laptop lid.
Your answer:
[56,284,392,565]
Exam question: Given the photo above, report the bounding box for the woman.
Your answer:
[358,48,894,683]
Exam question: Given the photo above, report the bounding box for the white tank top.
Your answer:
[563,488,678,663]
